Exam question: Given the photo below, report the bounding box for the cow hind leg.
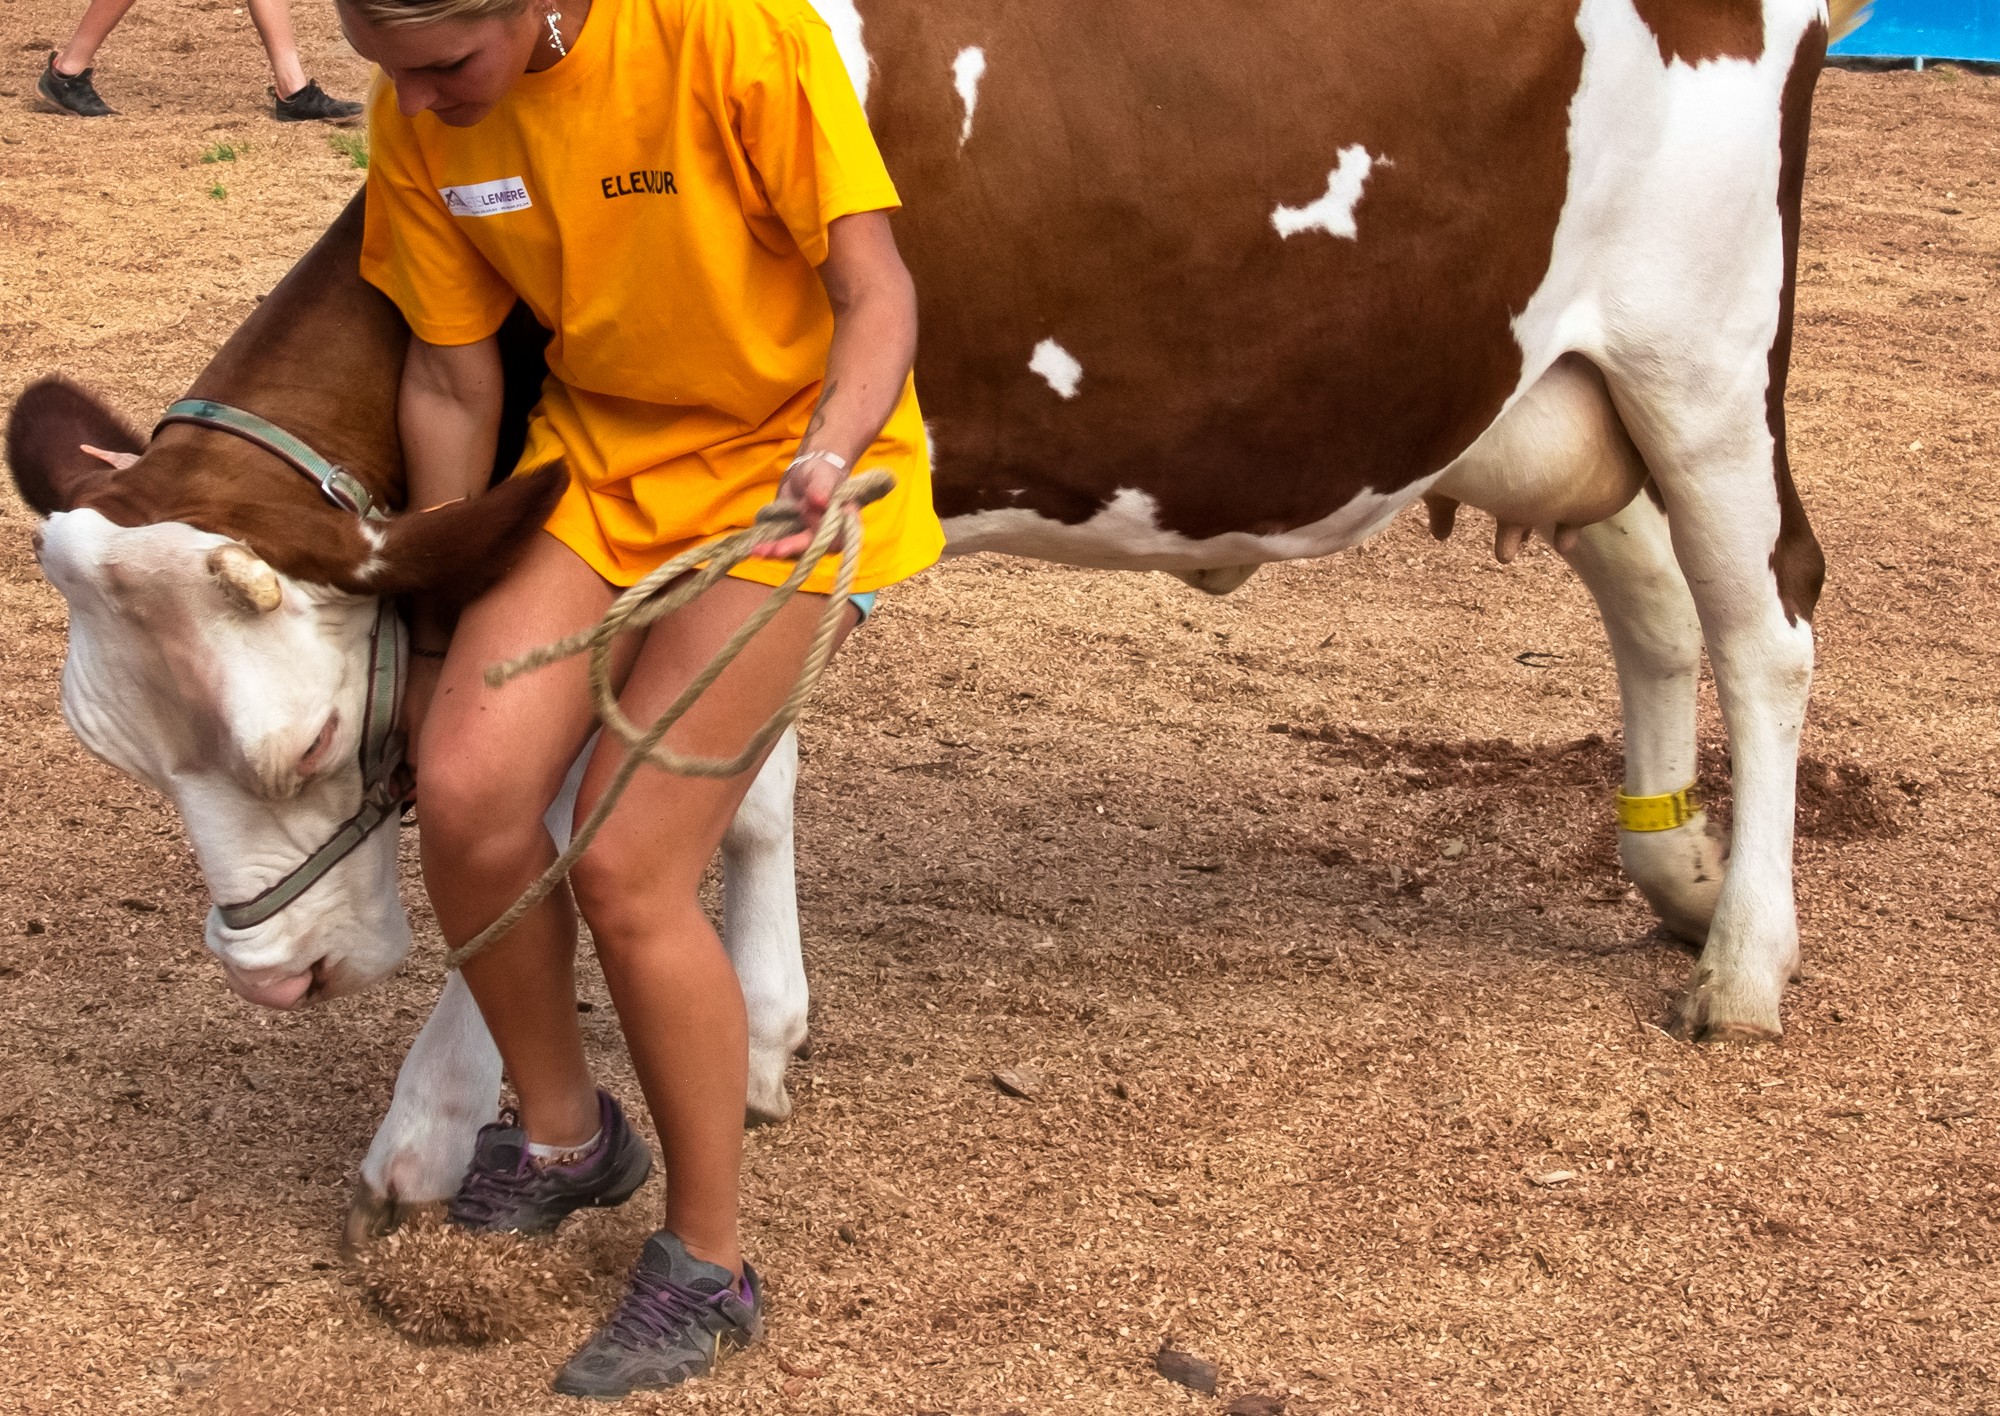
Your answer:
[1606,386,1818,1043]
[722,728,809,1124]
[1559,491,1726,944]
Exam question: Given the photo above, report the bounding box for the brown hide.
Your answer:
[13,194,565,600]
[1630,0,1767,66]
[7,377,144,515]
[74,196,406,587]
[871,0,1585,537]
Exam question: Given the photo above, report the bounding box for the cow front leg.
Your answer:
[347,969,504,1249]
[722,727,808,1124]
[1560,492,1725,942]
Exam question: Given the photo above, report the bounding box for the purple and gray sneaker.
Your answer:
[447,1088,652,1236]
[553,1231,764,1399]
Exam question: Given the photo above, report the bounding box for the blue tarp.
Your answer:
[1831,1,2000,63]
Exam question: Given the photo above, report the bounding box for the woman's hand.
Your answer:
[751,451,849,561]
[749,211,916,565]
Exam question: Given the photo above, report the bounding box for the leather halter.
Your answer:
[154,399,411,932]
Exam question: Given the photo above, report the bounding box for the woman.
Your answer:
[37,0,361,120]
[342,0,942,1396]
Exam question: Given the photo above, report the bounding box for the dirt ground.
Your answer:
[3,6,1999,1411]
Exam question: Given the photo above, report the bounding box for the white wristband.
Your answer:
[786,449,848,474]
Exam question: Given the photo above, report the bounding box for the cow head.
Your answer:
[8,376,563,1009]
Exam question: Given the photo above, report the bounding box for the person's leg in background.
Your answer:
[34,0,361,121]
[245,0,364,122]
[38,0,136,117]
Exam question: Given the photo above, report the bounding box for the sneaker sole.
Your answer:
[34,82,110,117]
[551,1329,754,1400]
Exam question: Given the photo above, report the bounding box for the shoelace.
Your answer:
[603,1266,726,1350]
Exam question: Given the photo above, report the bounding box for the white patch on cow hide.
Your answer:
[1028,338,1083,399]
[1271,145,1378,240]
[952,46,987,148]
[942,483,1419,571]
[355,520,387,587]
[807,0,872,109]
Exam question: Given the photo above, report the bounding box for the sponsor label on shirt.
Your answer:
[439,177,532,218]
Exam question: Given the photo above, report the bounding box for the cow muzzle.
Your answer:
[220,957,327,1011]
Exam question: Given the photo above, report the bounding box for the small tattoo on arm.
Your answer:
[803,380,839,444]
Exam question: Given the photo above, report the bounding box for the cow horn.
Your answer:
[207,543,282,613]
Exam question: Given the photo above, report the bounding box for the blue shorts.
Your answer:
[849,591,878,624]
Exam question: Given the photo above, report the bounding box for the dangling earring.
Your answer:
[544,8,567,57]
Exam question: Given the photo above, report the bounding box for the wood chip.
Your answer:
[1528,1169,1576,1187]
[1155,1346,1219,1394]
[1227,1396,1287,1416]
[992,1068,1044,1099]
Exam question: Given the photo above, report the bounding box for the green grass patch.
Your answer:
[328,131,369,170]
[200,141,242,164]
[207,181,227,201]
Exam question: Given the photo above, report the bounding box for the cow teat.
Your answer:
[207,542,282,613]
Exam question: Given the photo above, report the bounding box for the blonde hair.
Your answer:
[338,0,531,28]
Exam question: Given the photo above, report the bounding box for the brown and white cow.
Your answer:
[8,0,1856,1226]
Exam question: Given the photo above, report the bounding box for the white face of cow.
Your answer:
[35,508,411,1008]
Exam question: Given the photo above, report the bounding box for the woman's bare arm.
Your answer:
[398,333,506,746]
[751,210,918,560]
[402,332,506,519]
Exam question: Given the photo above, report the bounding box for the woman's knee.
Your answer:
[418,734,557,873]
[568,835,705,950]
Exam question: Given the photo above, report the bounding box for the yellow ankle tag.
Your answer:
[1617,784,1701,833]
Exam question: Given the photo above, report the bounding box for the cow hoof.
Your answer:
[1169,564,1260,596]
[746,1031,803,1126]
[342,1182,443,1257]
[1672,965,1783,1045]
[1690,1019,1782,1046]
[745,1085,793,1128]
[1622,817,1725,946]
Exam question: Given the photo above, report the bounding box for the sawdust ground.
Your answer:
[2,14,1998,1413]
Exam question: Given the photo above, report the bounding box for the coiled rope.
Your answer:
[445,469,895,970]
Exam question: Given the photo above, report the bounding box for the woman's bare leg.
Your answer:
[567,578,856,1278]
[244,0,308,97]
[53,0,140,75]
[417,532,634,1151]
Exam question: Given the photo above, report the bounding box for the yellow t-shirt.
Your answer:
[359,0,943,594]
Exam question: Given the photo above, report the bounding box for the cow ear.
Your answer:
[347,461,569,603]
[5,377,145,516]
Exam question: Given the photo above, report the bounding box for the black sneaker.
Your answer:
[553,1231,764,1399]
[447,1089,652,1236]
[271,79,362,125]
[37,55,114,117]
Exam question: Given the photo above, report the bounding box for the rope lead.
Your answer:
[445,469,896,970]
